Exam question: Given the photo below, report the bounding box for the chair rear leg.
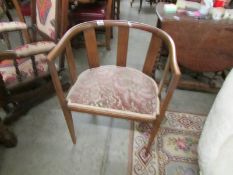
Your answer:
[105,27,111,50]
[62,108,76,144]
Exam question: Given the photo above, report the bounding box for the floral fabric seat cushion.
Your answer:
[0,54,49,86]
[67,65,159,117]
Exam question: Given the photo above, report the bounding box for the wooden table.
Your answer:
[156,2,233,73]
[156,3,233,92]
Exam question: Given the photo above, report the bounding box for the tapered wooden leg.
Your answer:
[63,108,76,144]
[146,114,163,153]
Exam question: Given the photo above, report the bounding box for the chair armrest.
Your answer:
[0,50,17,61]
[0,22,27,33]
[14,41,56,57]
[157,35,181,116]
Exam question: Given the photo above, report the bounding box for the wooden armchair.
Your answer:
[47,20,181,152]
[0,0,68,123]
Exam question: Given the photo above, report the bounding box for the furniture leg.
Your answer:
[62,107,76,144]
[116,0,120,19]
[105,27,111,50]
[138,0,143,12]
[146,114,163,153]
[0,119,17,147]
[130,0,134,7]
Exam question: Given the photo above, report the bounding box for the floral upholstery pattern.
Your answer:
[36,0,52,25]
[67,65,159,115]
[36,0,56,39]
[0,54,49,85]
[0,22,27,32]
[14,41,56,57]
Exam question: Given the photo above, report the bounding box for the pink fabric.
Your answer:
[67,65,158,115]
[0,54,48,85]
[14,41,55,57]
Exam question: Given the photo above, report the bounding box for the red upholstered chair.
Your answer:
[0,0,68,123]
[69,0,113,50]
[19,0,31,16]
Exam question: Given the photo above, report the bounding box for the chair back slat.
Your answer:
[65,41,77,84]
[83,28,100,68]
[143,34,162,76]
[116,26,129,67]
[11,0,31,43]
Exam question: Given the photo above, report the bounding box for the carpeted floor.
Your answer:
[131,111,206,175]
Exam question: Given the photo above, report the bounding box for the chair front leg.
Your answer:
[146,113,163,154]
[62,105,76,144]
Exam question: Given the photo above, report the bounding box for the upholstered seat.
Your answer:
[67,65,159,120]
[70,2,106,23]
[19,0,31,16]
[68,0,113,50]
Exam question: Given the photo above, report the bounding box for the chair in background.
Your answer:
[18,0,31,17]
[47,20,181,152]
[68,0,113,50]
[0,0,13,20]
[0,0,68,124]
[0,0,17,148]
[130,0,154,13]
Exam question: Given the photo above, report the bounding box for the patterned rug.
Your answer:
[131,111,206,175]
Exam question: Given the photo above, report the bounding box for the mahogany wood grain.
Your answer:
[156,2,233,72]
[117,26,129,67]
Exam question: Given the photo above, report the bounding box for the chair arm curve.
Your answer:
[0,50,17,61]
[0,22,27,33]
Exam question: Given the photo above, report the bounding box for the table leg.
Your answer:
[138,0,142,12]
